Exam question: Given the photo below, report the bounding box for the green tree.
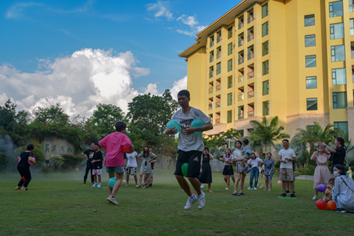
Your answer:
[32,103,69,123]
[0,99,16,133]
[203,128,242,148]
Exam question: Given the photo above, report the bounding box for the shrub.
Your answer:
[61,154,85,169]
[0,153,8,170]
[12,146,45,167]
[50,155,64,171]
[299,164,316,175]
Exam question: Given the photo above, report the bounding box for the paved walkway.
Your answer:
[295,175,314,180]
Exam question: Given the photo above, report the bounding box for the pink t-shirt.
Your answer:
[99,132,132,167]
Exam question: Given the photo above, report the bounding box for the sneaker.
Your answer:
[149,184,152,187]
[197,191,205,210]
[92,183,97,187]
[254,187,257,190]
[143,185,149,188]
[106,195,119,205]
[247,187,253,190]
[136,185,141,188]
[312,195,318,201]
[280,192,286,197]
[225,188,229,190]
[97,183,101,188]
[334,208,346,213]
[143,184,147,188]
[184,194,197,210]
[286,190,290,194]
[290,193,296,198]
[200,184,204,189]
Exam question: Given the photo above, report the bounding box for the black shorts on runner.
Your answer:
[174,150,202,178]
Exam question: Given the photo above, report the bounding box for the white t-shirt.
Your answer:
[278,148,296,169]
[126,151,138,167]
[232,149,242,160]
[247,157,263,168]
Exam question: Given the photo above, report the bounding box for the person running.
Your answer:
[165,90,213,211]
[310,145,331,200]
[99,121,133,205]
[15,144,36,191]
[125,150,139,187]
[317,137,346,175]
[138,145,155,188]
[247,153,263,190]
[81,143,95,185]
[199,147,213,192]
[278,139,296,198]
[221,148,234,190]
[91,143,103,188]
[264,153,275,191]
[232,140,247,196]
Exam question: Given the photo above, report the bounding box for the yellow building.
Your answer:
[179,0,354,140]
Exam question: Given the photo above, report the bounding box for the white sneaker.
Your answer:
[197,191,205,210]
[200,184,204,189]
[225,187,229,190]
[106,195,119,205]
[247,187,253,190]
[92,183,97,187]
[97,183,101,188]
[184,194,197,210]
[312,195,318,200]
[254,187,257,190]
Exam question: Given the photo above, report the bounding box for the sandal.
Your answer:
[15,186,20,190]
[238,192,245,196]
[232,192,239,196]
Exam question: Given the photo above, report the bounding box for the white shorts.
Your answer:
[92,169,102,175]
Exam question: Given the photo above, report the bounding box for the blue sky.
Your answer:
[0,0,241,116]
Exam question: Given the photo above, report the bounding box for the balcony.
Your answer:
[238,113,244,119]
[248,91,254,98]
[216,101,221,108]
[216,85,221,91]
[216,69,221,75]
[247,16,254,24]
[238,94,244,101]
[238,40,244,47]
[238,22,244,29]
[238,58,244,65]
[209,73,213,78]
[209,88,213,94]
[248,111,254,117]
[215,118,220,124]
[210,57,214,63]
[217,52,221,59]
[248,34,254,42]
[248,53,254,60]
[217,37,221,43]
[238,75,244,83]
[248,71,254,79]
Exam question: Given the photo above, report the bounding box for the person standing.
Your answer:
[199,147,213,192]
[165,90,213,210]
[232,140,247,196]
[310,145,331,200]
[317,137,346,175]
[91,143,103,188]
[81,143,95,185]
[221,148,234,190]
[278,139,296,198]
[264,153,275,191]
[247,153,263,190]
[125,150,139,187]
[138,145,155,188]
[15,144,36,191]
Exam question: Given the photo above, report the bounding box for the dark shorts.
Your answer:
[174,150,202,178]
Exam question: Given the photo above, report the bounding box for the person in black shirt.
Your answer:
[15,144,36,191]
[317,137,346,174]
[91,143,103,188]
[81,143,95,185]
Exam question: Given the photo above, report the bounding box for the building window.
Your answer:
[332,68,347,85]
[262,60,269,75]
[247,27,254,41]
[247,9,254,23]
[228,43,233,55]
[307,98,317,111]
[263,101,269,116]
[238,51,244,65]
[227,59,233,72]
[306,76,317,89]
[238,16,244,29]
[247,46,254,60]
[262,41,269,56]
[304,14,315,27]
[331,45,345,62]
[334,122,348,136]
[333,92,347,109]
[305,35,316,47]
[216,62,221,75]
[227,93,232,106]
[209,51,214,63]
[262,22,269,37]
[262,3,268,18]
[329,1,343,18]
[330,23,344,39]
[209,66,214,78]
[217,47,221,59]
[262,80,269,95]
[227,76,233,89]
[350,0,354,12]
[306,55,316,67]
[227,110,232,123]
[210,36,214,47]
[350,19,354,35]
[228,26,233,39]
[217,31,221,43]
[238,106,244,119]
[238,33,244,47]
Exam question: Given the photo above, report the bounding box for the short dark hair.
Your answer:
[177,90,190,98]
[328,178,335,183]
[95,143,99,146]
[282,139,289,143]
[27,144,34,150]
[115,121,126,132]
[334,164,347,175]
[235,140,242,147]
[204,147,209,151]
[243,139,249,145]
[267,152,272,156]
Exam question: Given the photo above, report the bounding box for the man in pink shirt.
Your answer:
[99,121,133,205]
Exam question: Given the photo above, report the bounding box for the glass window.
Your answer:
[228,43,233,55]
[350,0,354,12]
[304,14,315,27]
[209,51,214,63]
[331,45,345,62]
[333,92,347,109]
[334,122,348,135]
[227,59,233,72]
[262,3,268,18]
[248,27,254,41]
[262,22,269,37]
[305,35,316,47]
[209,66,214,78]
[262,80,269,95]
[210,36,214,47]
[238,16,244,29]
[262,41,269,56]
[307,98,317,110]
[263,101,269,116]
[216,63,221,75]
[330,23,344,39]
[332,68,346,85]
[350,19,354,35]
[262,60,269,75]
[227,110,232,123]
[306,76,317,89]
[329,1,343,18]
[238,51,244,65]
[217,47,221,59]
[227,76,233,88]
[247,46,254,60]
[238,33,244,46]
[227,93,232,106]
[228,27,233,39]
[217,31,221,43]
[306,55,316,67]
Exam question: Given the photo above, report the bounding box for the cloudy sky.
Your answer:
[0,0,240,117]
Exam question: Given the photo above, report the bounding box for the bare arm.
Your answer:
[182,122,213,135]
[310,151,317,161]
[317,141,337,153]
[81,153,88,159]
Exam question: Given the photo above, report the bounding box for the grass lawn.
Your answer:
[1,168,353,236]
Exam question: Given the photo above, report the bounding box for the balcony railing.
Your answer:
[238,75,244,83]
[238,57,244,65]
[238,22,244,29]
[216,85,221,91]
[238,113,244,119]
[248,71,254,79]
[215,118,220,124]
[238,94,244,101]
[209,88,213,94]
[248,91,254,98]
[216,101,221,108]
[248,53,254,60]
[209,73,213,78]
[248,111,254,117]
[238,40,244,47]
[247,16,254,23]
[248,34,254,42]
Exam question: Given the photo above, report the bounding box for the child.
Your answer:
[324,178,335,202]
[99,121,133,205]
[15,144,36,191]
[92,143,103,188]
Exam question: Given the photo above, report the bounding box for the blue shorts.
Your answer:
[106,165,124,173]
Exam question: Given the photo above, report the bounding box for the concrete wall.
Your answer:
[42,137,75,160]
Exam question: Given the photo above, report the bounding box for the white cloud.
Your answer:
[5,2,42,19]
[170,76,187,100]
[144,83,158,94]
[146,1,173,20]
[176,15,206,37]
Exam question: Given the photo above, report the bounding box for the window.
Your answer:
[306,76,317,89]
[306,55,316,67]
[217,31,221,43]
[248,27,254,41]
[227,76,233,88]
[247,46,254,60]
[307,98,317,111]
[263,101,269,116]
[350,19,354,35]
[209,51,214,63]
[227,93,232,106]
[262,60,269,75]
[247,9,254,23]
[330,23,344,39]
[351,0,354,12]
[209,66,214,78]
[329,1,343,18]
[210,36,214,47]
[262,3,268,18]
[217,47,221,59]
[227,110,232,123]
[262,80,269,95]
[238,51,244,65]
[238,33,244,47]
[227,59,233,72]
[333,92,347,109]
[262,22,268,37]
[305,35,316,47]
[331,45,345,62]
[228,43,233,55]
[228,26,233,39]
[216,62,221,75]
[238,16,244,29]
[304,14,315,27]
[332,68,346,85]
[262,41,269,56]
[334,122,348,135]
[238,106,244,119]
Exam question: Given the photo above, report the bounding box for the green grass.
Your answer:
[1,168,353,236]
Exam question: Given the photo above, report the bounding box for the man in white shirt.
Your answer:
[125,151,139,187]
[278,139,296,197]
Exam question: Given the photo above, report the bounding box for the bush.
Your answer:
[61,154,85,169]
[0,152,8,170]
[12,146,45,167]
[299,164,316,175]
[50,155,64,171]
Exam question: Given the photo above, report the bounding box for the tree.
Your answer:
[32,103,69,123]
[0,99,17,133]
[203,128,242,148]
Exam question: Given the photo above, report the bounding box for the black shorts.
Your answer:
[174,150,202,178]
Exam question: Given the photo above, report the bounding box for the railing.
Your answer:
[238,75,244,83]
[210,57,214,63]
[238,94,244,101]
[216,69,221,75]
[248,34,254,42]
[248,111,254,117]
[238,113,244,119]
[209,73,213,78]
[238,39,244,47]
[248,71,254,79]
[248,53,254,60]
[216,85,221,91]
[238,57,244,65]
[216,102,221,108]
[210,41,214,47]
[215,118,220,124]
[209,88,213,94]
[247,16,254,23]
[238,22,244,29]
[248,91,254,98]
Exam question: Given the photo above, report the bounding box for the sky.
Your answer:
[0,0,241,117]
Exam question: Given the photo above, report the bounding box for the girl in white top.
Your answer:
[232,140,248,196]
